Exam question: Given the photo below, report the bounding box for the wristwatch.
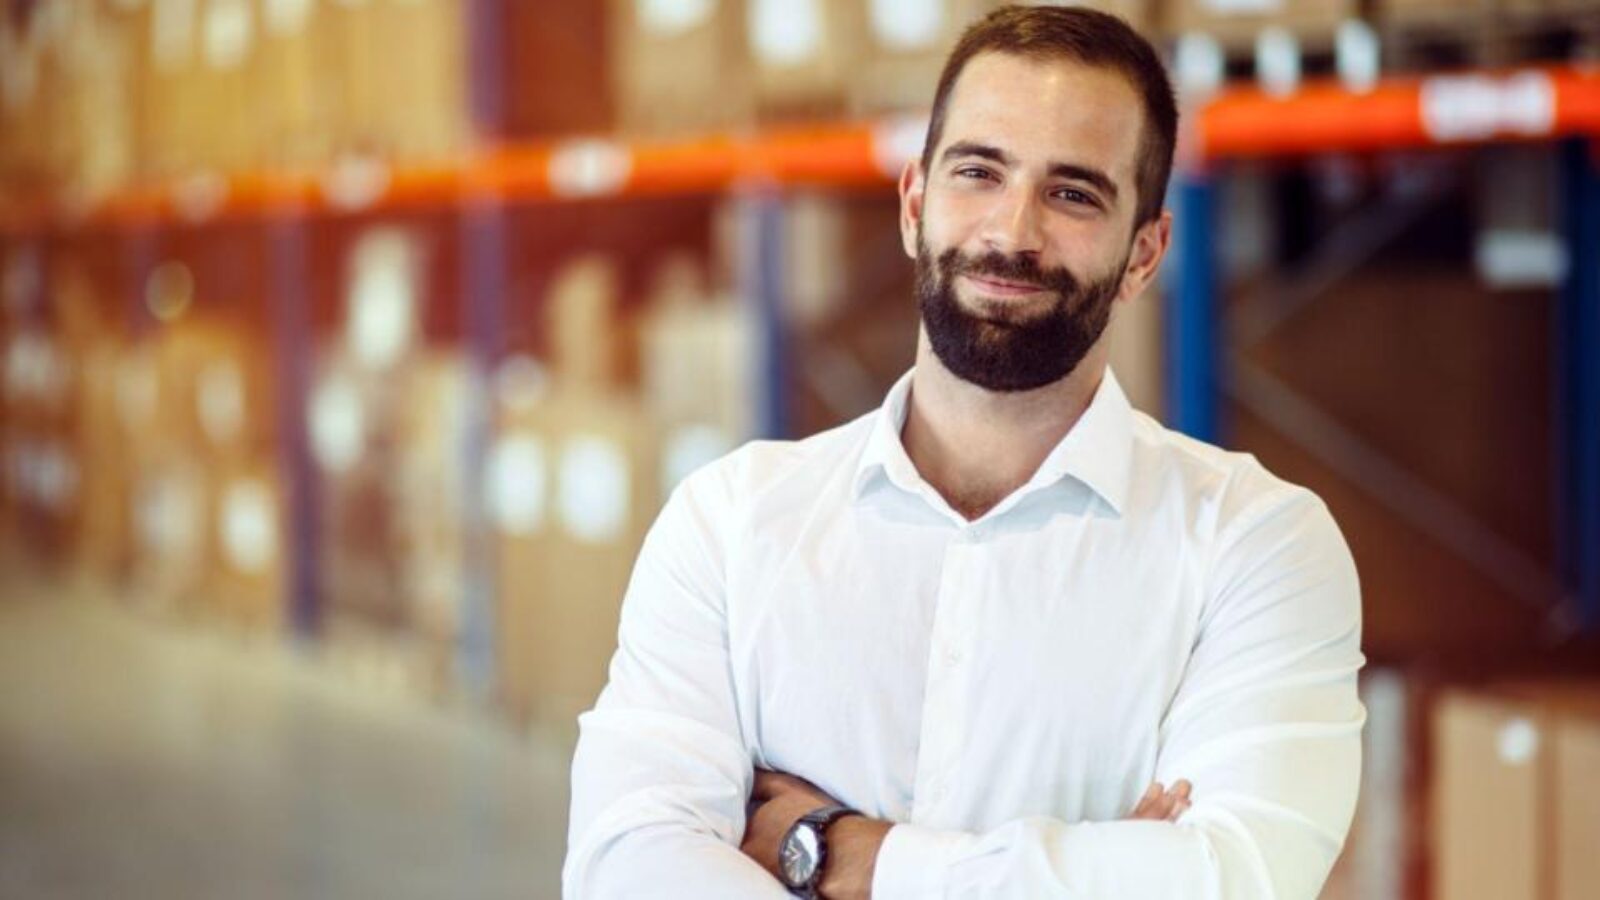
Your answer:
[778,803,860,898]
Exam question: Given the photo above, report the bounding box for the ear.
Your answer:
[1116,210,1172,304]
[898,160,926,260]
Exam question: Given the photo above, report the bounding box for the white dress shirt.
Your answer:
[563,367,1365,899]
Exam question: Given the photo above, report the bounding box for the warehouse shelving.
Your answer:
[5,63,1599,698]
[1164,65,1600,635]
[7,64,1600,232]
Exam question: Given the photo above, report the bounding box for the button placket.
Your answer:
[912,535,976,822]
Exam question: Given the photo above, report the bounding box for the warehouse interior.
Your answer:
[2,0,1600,897]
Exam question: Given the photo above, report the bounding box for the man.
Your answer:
[564,6,1363,899]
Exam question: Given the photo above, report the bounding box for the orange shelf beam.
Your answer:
[4,65,1600,234]
[1197,65,1600,159]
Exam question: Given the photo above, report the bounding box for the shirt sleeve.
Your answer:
[871,485,1366,899]
[561,467,790,899]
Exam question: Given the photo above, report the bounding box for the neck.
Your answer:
[901,329,1106,521]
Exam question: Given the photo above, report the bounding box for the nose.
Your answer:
[979,183,1045,257]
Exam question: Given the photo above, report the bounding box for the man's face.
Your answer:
[905,52,1150,392]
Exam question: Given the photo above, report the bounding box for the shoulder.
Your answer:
[1126,407,1337,544]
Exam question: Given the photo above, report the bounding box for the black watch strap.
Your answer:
[800,803,860,832]
[786,804,861,898]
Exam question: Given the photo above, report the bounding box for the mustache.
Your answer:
[937,247,1080,296]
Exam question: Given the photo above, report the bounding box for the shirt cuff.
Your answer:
[871,822,983,897]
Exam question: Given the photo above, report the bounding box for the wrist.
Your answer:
[817,816,892,900]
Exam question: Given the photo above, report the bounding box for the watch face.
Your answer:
[780,822,820,887]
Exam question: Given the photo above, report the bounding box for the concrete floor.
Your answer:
[0,568,1395,899]
[0,573,571,900]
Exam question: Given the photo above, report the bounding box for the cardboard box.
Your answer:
[391,350,470,644]
[1433,685,1600,900]
[73,339,132,579]
[310,348,407,629]
[848,0,996,115]
[372,0,468,163]
[127,453,212,615]
[496,1,612,139]
[207,453,287,632]
[1374,0,1497,27]
[142,0,205,177]
[492,256,662,737]
[0,5,53,192]
[638,254,752,494]
[256,0,329,167]
[492,382,661,734]
[610,0,756,137]
[746,0,865,121]
[320,0,467,160]
[845,1,1155,116]
[1165,0,1356,45]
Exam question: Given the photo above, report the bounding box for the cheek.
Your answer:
[920,190,986,245]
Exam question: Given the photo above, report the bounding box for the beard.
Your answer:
[915,232,1126,393]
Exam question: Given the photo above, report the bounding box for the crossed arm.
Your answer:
[737,770,1195,899]
[563,479,1365,899]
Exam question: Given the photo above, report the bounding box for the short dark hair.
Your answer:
[919,5,1178,229]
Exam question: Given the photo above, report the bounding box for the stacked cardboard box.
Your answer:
[391,349,469,683]
[1374,0,1497,28]
[497,1,612,139]
[1433,683,1600,900]
[119,311,280,625]
[309,226,467,693]
[847,1,1154,116]
[0,322,78,563]
[140,0,208,178]
[609,0,755,137]
[740,0,863,121]
[638,253,752,496]
[103,0,472,180]
[321,0,468,161]
[848,0,994,116]
[493,255,662,738]
[46,246,132,583]
[1165,0,1356,47]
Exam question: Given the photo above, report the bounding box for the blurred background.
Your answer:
[2,0,1599,897]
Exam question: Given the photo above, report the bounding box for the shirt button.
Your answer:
[944,645,962,665]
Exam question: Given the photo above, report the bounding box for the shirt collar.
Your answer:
[852,366,1135,516]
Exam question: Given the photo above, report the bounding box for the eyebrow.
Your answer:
[939,140,1120,205]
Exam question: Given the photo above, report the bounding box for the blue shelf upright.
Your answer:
[1167,172,1221,444]
[1558,139,1600,630]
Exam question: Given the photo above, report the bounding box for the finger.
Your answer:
[1137,782,1163,810]
[1158,787,1184,816]
[1157,788,1187,819]
[1173,779,1192,799]
[1129,784,1153,815]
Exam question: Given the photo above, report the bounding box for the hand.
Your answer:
[740,769,839,879]
[741,769,890,900]
[1126,779,1192,821]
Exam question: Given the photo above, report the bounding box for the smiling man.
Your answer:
[563,7,1364,899]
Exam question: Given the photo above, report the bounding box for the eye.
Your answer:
[953,166,996,182]
[1052,187,1099,207]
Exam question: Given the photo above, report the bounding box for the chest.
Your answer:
[725,503,1204,821]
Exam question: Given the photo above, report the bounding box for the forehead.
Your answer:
[939,52,1144,189]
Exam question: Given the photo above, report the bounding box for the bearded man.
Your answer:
[564,6,1364,898]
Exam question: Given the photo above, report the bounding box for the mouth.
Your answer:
[961,273,1046,298]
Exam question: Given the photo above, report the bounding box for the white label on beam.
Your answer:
[548,140,632,198]
[1420,71,1556,143]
